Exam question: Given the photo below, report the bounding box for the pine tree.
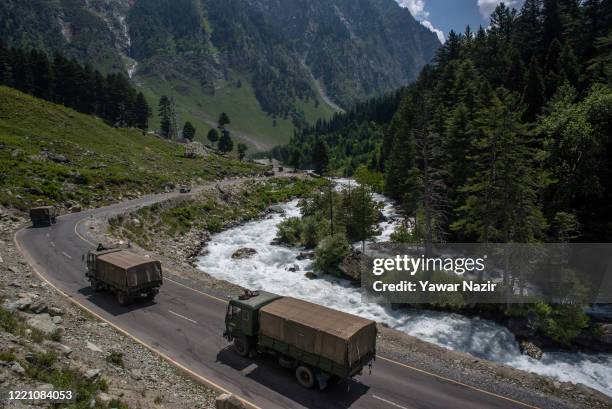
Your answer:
[237,143,248,161]
[182,121,196,140]
[523,57,546,121]
[218,112,230,128]
[158,96,172,138]
[0,40,12,86]
[312,139,329,175]
[207,128,219,146]
[134,93,150,133]
[452,89,547,244]
[289,148,302,171]
[30,50,53,100]
[218,130,234,153]
[543,0,562,46]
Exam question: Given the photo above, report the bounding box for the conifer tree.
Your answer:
[207,128,219,146]
[218,130,234,153]
[523,57,546,121]
[182,121,196,140]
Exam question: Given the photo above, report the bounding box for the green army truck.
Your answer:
[29,206,57,227]
[224,290,377,389]
[86,247,163,305]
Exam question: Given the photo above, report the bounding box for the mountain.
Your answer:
[0,0,440,149]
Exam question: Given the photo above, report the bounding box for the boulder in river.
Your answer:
[231,248,258,259]
[286,264,300,272]
[297,252,315,260]
[304,272,317,279]
[520,340,543,360]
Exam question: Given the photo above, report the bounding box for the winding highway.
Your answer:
[14,186,553,409]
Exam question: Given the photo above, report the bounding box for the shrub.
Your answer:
[314,235,351,275]
[105,351,124,367]
[276,217,303,245]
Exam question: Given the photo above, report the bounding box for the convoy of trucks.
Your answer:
[224,290,377,389]
[86,247,163,305]
[29,206,57,227]
[28,197,377,390]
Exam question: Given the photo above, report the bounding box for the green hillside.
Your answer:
[138,70,334,150]
[0,86,260,211]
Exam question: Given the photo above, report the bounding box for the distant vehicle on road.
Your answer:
[179,185,192,193]
[86,246,163,305]
[29,206,57,227]
[224,290,377,389]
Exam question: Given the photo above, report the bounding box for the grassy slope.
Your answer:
[137,70,335,151]
[0,86,261,211]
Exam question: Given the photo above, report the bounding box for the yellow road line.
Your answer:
[13,228,263,409]
[73,214,541,409]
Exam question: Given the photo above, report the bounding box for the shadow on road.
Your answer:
[77,286,157,316]
[216,347,370,408]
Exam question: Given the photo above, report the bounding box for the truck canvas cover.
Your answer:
[259,297,376,366]
[30,206,54,217]
[96,251,162,289]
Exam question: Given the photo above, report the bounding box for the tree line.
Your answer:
[156,103,248,160]
[280,0,612,245]
[0,40,150,131]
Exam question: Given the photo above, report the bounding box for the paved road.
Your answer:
[15,187,539,409]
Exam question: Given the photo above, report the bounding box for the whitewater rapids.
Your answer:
[196,189,612,396]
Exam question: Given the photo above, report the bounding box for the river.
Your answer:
[196,180,612,397]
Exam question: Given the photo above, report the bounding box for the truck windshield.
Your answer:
[227,304,241,319]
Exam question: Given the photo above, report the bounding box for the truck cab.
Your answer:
[224,290,281,354]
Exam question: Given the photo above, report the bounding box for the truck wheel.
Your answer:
[116,293,131,306]
[295,365,316,389]
[233,337,250,357]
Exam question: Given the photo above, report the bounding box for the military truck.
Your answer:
[224,290,376,389]
[29,206,57,227]
[86,247,163,305]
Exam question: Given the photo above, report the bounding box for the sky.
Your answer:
[395,0,525,43]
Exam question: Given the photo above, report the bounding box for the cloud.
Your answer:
[477,0,524,18]
[396,0,429,19]
[395,0,445,43]
[420,20,446,43]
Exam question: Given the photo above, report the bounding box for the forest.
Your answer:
[0,41,150,131]
[277,0,612,245]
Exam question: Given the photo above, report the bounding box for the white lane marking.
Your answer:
[240,363,258,376]
[168,310,198,324]
[61,251,72,259]
[50,242,55,247]
[372,395,412,409]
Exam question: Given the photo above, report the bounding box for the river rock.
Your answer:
[304,272,317,279]
[339,251,365,281]
[231,248,258,259]
[286,264,299,272]
[520,340,543,360]
[600,324,612,345]
[297,252,315,260]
